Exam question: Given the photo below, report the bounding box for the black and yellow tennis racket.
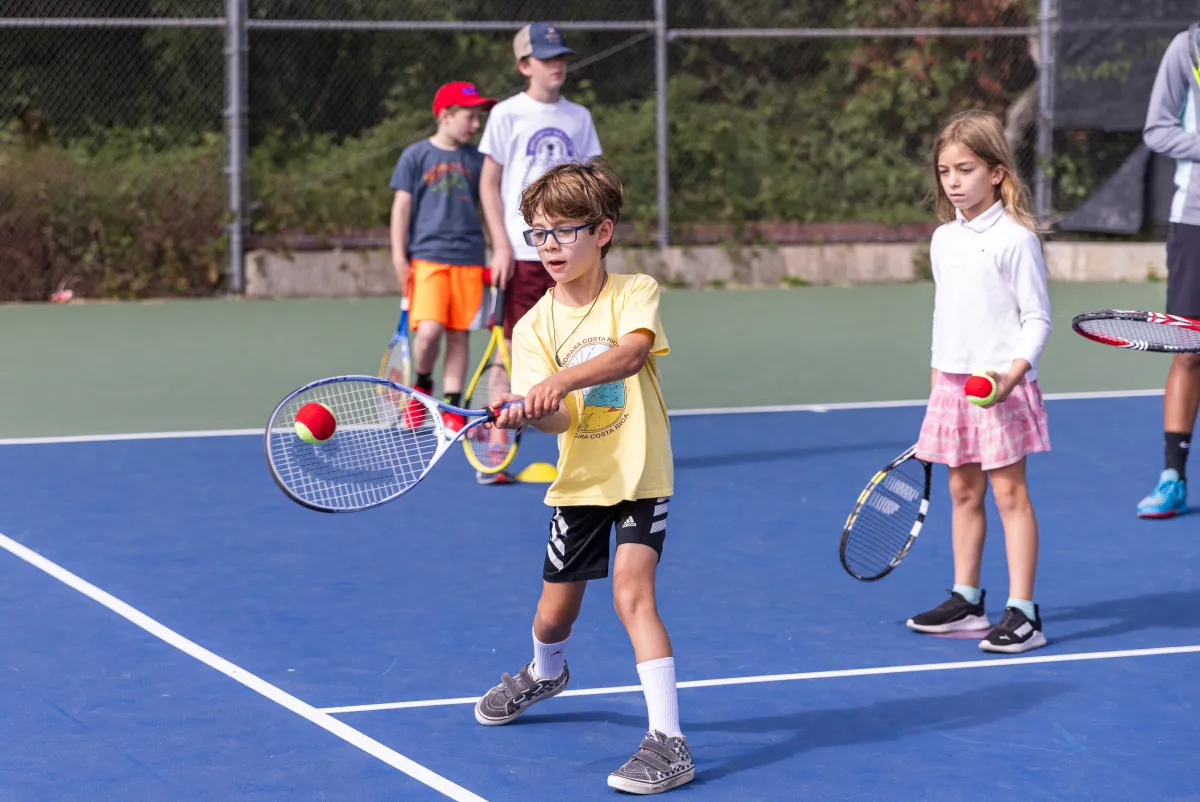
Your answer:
[839,444,932,581]
[462,288,520,474]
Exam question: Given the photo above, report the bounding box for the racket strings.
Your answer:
[843,460,927,578]
[384,347,412,386]
[1077,317,1200,351]
[268,380,443,510]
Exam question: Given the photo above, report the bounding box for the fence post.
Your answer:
[224,0,248,294]
[1034,0,1056,225]
[654,0,669,247]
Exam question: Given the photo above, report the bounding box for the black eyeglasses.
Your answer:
[522,223,597,247]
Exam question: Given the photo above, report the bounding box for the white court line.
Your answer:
[0,428,261,446]
[318,643,1200,715]
[670,387,1165,417]
[0,387,1165,446]
[0,533,487,802]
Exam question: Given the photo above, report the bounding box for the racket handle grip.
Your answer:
[486,400,523,421]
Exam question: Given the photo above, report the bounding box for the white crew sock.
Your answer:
[637,656,682,738]
[530,627,569,680]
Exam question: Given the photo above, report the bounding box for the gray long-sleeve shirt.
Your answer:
[1144,24,1200,225]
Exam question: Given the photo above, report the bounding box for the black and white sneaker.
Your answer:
[979,605,1046,653]
[607,730,695,794]
[474,661,569,725]
[906,590,992,634]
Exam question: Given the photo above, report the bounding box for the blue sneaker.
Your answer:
[1137,469,1188,518]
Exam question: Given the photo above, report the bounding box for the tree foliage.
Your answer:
[0,0,1040,298]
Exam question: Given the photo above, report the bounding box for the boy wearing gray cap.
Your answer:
[476,25,604,480]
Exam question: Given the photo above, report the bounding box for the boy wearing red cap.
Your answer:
[389,82,496,431]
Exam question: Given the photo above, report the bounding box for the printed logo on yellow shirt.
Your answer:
[564,336,628,439]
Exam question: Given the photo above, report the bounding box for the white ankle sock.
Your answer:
[637,656,682,738]
[531,628,568,680]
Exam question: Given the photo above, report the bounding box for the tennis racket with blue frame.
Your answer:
[379,296,412,386]
[266,375,516,513]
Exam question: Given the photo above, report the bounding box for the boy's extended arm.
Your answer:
[550,330,654,394]
[521,330,654,435]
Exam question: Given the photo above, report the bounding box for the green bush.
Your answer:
[0,0,1041,300]
[0,130,225,301]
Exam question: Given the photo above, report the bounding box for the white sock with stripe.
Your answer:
[637,656,682,738]
[530,627,568,680]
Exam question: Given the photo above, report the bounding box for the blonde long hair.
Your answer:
[932,110,1038,232]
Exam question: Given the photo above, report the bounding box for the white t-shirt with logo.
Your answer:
[478,92,603,261]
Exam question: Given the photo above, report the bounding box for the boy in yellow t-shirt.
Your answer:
[473,159,692,795]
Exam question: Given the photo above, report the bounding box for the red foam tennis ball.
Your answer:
[295,402,337,444]
[964,373,997,407]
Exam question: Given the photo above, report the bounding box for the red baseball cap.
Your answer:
[433,82,496,116]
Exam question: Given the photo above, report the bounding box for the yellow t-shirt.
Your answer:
[511,272,673,507]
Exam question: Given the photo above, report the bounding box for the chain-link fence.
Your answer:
[1,1,227,301]
[3,1,1191,299]
[665,1,1044,243]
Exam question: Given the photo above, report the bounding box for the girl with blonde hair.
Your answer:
[906,110,1053,654]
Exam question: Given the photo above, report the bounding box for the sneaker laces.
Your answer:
[996,607,1027,631]
[1152,477,1180,498]
[934,588,969,610]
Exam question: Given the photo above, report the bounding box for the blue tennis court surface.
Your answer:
[2,394,1198,801]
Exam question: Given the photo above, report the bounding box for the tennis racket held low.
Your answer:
[266,375,520,513]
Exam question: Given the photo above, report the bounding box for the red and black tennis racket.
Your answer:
[1072,310,1200,353]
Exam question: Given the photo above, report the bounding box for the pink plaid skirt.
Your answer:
[915,372,1051,471]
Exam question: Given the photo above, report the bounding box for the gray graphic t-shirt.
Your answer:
[390,140,486,265]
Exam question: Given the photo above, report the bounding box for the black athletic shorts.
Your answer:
[1165,223,1200,319]
[543,497,670,583]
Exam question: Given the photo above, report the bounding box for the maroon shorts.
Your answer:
[504,260,555,339]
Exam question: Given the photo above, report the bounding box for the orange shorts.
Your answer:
[409,260,486,332]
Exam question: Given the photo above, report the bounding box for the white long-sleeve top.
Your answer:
[929,201,1053,381]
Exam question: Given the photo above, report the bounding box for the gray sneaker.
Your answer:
[607,730,695,794]
[475,469,515,486]
[473,661,569,726]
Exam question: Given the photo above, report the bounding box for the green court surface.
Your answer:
[0,282,1172,439]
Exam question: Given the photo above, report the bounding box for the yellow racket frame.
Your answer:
[462,292,519,474]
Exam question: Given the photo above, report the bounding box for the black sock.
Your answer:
[1165,431,1191,480]
[416,372,433,391]
[443,392,461,408]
